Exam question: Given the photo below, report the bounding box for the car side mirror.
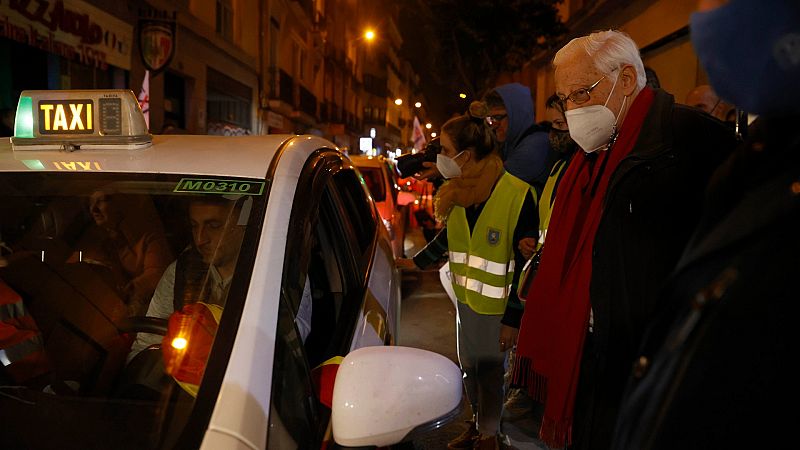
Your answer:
[397,190,416,207]
[331,346,462,447]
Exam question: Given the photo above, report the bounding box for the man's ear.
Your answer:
[620,65,638,96]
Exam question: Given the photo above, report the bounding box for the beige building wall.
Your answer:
[522,0,706,122]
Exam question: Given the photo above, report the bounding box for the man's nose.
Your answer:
[194,226,209,245]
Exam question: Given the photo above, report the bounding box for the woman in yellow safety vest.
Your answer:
[401,102,538,450]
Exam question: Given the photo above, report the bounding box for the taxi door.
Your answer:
[267,148,399,449]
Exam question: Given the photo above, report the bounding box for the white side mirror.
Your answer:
[331,346,462,447]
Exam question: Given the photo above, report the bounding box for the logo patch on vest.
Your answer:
[487,228,501,246]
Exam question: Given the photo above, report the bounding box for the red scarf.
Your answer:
[513,87,654,447]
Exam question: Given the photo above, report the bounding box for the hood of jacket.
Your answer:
[495,83,536,152]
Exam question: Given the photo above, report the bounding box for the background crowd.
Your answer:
[402,0,800,449]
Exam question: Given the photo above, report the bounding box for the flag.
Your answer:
[138,70,150,130]
[412,115,426,151]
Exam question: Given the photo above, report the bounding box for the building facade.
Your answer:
[496,0,708,122]
[1,0,425,151]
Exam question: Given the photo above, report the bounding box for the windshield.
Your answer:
[358,166,386,202]
[0,172,265,449]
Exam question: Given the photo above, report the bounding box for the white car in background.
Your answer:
[0,90,461,450]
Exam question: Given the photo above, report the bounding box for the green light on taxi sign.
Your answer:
[174,178,265,196]
[14,96,34,138]
[20,160,46,170]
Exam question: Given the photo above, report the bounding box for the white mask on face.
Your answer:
[565,73,627,153]
[436,151,465,179]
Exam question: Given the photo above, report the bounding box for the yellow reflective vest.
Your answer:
[537,158,569,247]
[447,172,530,315]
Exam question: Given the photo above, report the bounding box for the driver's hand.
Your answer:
[414,162,441,181]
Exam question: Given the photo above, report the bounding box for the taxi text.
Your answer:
[38,100,94,134]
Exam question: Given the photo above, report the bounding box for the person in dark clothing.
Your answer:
[611,1,800,449]
[511,30,737,450]
[483,83,552,193]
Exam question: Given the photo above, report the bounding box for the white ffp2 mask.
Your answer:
[436,151,465,179]
[565,74,626,153]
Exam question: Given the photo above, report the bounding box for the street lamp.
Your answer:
[431,132,437,138]
[394,98,403,106]
[414,101,422,108]
[458,93,467,99]
[364,30,375,41]
[425,123,432,129]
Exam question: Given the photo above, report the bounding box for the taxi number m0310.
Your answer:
[38,100,94,134]
[174,178,266,196]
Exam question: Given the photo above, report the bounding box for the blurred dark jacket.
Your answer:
[611,114,800,450]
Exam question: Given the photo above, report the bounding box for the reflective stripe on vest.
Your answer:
[447,172,530,315]
[0,334,45,367]
[452,273,513,300]
[1,279,50,381]
[449,251,514,277]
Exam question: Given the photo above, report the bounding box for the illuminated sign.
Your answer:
[173,178,265,196]
[38,100,93,134]
[52,161,103,171]
[12,90,150,151]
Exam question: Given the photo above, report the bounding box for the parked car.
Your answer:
[349,154,415,258]
[0,90,461,450]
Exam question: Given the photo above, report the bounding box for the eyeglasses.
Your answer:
[485,113,508,126]
[557,75,607,106]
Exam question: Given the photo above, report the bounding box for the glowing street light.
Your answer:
[431,132,438,138]
[414,101,422,108]
[394,98,403,106]
[364,30,375,41]
[459,93,467,99]
[425,123,432,129]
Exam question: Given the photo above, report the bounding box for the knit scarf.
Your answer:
[512,87,654,447]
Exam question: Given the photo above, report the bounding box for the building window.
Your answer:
[216,0,233,41]
[207,67,252,135]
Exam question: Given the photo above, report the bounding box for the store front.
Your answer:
[0,0,134,116]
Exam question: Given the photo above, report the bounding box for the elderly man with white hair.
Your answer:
[509,30,736,450]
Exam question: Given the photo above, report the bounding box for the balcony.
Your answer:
[299,84,318,118]
[279,69,294,105]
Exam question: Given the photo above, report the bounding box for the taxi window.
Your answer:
[358,166,386,201]
[269,159,373,448]
[333,169,376,258]
[0,172,264,449]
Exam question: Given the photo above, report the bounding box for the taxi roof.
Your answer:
[349,154,390,168]
[0,134,334,179]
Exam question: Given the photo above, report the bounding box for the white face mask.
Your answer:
[436,151,465,179]
[565,74,627,153]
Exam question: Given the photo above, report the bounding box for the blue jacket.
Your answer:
[495,83,551,190]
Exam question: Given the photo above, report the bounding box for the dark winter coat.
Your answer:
[571,89,737,450]
[611,114,800,450]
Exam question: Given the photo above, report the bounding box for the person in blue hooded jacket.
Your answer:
[483,83,551,193]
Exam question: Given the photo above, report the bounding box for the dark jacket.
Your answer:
[571,88,737,450]
[611,114,800,450]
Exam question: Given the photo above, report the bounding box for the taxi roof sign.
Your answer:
[11,90,152,151]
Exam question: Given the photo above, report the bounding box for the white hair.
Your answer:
[554,30,647,91]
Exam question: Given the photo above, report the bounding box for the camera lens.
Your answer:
[396,153,426,178]
[395,137,443,178]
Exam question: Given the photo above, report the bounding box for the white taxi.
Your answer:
[0,90,461,450]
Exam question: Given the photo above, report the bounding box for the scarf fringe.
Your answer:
[540,415,573,449]
[510,354,548,404]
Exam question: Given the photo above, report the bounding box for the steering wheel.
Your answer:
[114,316,171,400]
